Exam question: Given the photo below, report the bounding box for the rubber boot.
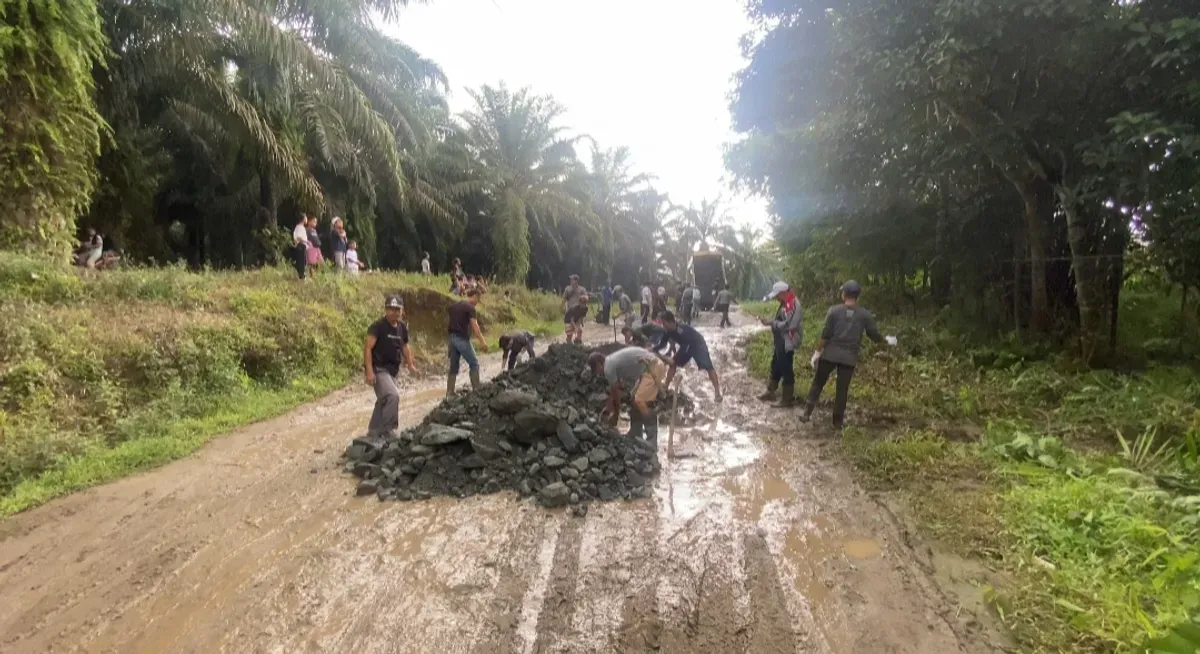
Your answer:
[469,369,482,390]
[757,379,779,402]
[446,374,457,397]
[624,411,644,440]
[642,409,659,445]
[799,401,815,423]
[774,384,796,408]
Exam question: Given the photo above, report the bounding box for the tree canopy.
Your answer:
[728,0,1200,362]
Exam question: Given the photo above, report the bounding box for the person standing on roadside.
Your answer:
[499,330,537,370]
[447,288,489,395]
[346,241,365,275]
[655,284,668,320]
[291,214,309,280]
[330,217,348,271]
[679,282,695,326]
[562,274,589,344]
[614,285,634,330]
[640,282,653,325]
[758,281,803,407]
[658,311,723,403]
[305,215,324,270]
[364,296,417,437]
[715,284,735,328]
[690,285,702,321]
[599,285,613,325]
[421,251,432,275]
[801,280,896,429]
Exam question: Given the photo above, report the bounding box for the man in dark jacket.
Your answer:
[801,280,896,428]
[499,330,537,371]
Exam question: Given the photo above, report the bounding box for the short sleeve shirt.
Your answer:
[563,284,589,310]
[369,318,409,375]
[604,347,657,388]
[448,301,477,337]
[716,290,734,305]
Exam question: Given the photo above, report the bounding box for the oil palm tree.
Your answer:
[460,84,595,283]
[718,224,779,299]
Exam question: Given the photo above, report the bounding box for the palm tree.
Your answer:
[459,84,595,283]
[718,224,779,299]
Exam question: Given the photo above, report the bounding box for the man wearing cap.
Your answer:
[758,281,804,407]
[801,280,896,428]
[447,288,489,395]
[588,347,674,443]
[614,285,634,330]
[364,296,417,437]
[562,274,589,344]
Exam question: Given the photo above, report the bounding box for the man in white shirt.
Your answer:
[421,251,432,275]
[292,215,309,279]
[640,284,652,325]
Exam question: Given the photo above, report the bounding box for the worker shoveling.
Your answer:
[344,343,695,516]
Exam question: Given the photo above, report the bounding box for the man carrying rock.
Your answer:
[364,295,417,437]
[562,274,589,344]
[658,311,723,403]
[801,280,896,428]
[588,347,674,443]
[499,330,536,371]
[447,288,489,395]
[758,281,804,407]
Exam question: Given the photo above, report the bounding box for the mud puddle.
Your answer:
[0,311,997,653]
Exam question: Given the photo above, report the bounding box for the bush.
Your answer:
[0,256,562,514]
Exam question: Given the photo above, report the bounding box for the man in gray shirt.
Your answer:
[715,284,735,328]
[588,347,674,443]
[801,280,896,428]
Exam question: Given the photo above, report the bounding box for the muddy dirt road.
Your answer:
[0,310,998,653]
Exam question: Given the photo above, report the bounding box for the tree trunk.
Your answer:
[1013,235,1023,334]
[1017,179,1053,333]
[256,169,277,265]
[1059,189,1112,365]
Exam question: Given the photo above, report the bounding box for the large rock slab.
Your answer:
[489,390,540,414]
[420,424,473,446]
[512,408,558,444]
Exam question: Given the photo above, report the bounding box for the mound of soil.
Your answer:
[344,343,694,515]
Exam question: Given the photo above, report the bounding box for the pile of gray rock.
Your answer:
[344,343,691,516]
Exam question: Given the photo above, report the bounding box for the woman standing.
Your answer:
[330,217,348,271]
[305,215,324,270]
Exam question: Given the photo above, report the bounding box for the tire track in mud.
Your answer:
[469,508,556,653]
[529,516,585,653]
[744,532,804,653]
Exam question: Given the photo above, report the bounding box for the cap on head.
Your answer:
[384,295,404,309]
[841,280,862,298]
[765,281,790,301]
[613,285,622,294]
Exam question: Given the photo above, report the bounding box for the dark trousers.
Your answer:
[718,304,730,327]
[806,359,856,426]
[770,342,795,386]
[640,303,650,324]
[292,244,307,279]
[599,302,611,324]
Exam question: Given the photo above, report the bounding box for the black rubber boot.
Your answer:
[774,384,795,408]
[642,409,659,445]
[469,369,481,390]
[624,412,644,440]
[757,380,779,402]
[799,401,815,422]
[446,374,457,397]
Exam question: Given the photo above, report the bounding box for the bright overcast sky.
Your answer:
[383,0,769,229]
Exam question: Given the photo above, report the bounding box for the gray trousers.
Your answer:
[368,370,400,436]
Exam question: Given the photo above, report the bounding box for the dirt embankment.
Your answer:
[0,312,1002,653]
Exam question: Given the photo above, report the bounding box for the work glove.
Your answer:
[810,351,821,369]
[885,335,898,347]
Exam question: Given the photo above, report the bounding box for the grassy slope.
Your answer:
[740,297,1200,652]
[0,257,562,516]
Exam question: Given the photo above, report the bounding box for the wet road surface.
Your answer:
[0,310,998,653]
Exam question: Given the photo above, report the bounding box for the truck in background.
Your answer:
[691,251,726,310]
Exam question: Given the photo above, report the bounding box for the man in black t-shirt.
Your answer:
[499,330,537,371]
[364,295,416,437]
[657,311,723,403]
[447,289,489,395]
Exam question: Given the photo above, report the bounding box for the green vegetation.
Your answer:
[741,289,1200,651]
[0,256,561,516]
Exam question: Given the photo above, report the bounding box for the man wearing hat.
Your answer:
[364,295,417,437]
[562,274,589,344]
[758,281,804,406]
[801,280,896,428]
[613,285,634,330]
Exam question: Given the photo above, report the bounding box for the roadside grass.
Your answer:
[0,256,562,516]
[740,296,1200,652]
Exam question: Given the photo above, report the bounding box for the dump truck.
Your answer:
[691,251,726,310]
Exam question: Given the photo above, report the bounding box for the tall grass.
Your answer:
[0,256,562,515]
